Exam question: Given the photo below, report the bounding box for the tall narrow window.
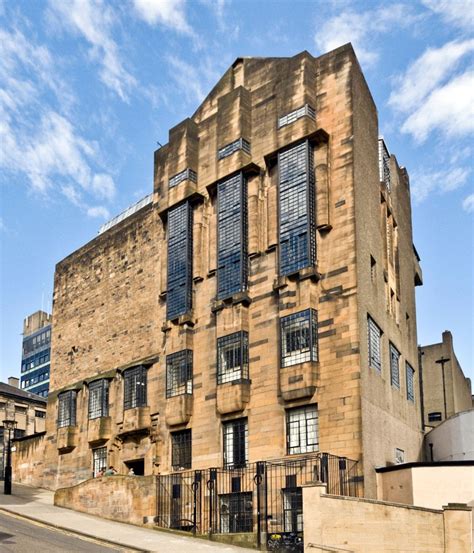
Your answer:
[88,379,109,419]
[368,316,382,372]
[217,173,248,299]
[57,390,77,428]
[378,138,391,190]
[123,366,147,410]
[389,343,400,389]
[217,331,249,384]
[278,141,316,276]
[280,309,318,367]
[166,350,193,398]
[223,418,248,469]
[286,405,318,455]
[92,447,107,476]
[167,202,193,320]
[406,363,415,402]
[171,429,192,470]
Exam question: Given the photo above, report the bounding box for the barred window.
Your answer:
[223,418,248,469]
[278,140,316,276]
[88,379,109,419]
[378,138,391,190]
[406,363,415,402]
[368,316,382,372]
[57,390,77,428]
[169,168,197,188]
[217,332,249,384]
[280,309,318,367]
[286,405,318,455]
[278,104,315,129]
[93,447,107,477]
[167,202,193,320]
[123,366,147,410]
[171,429,192,470]
[217,173,248,299]
[217,138,251,160]
[389,343,400,389]
[166,350,193,398]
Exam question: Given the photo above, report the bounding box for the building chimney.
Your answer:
[8,377,19,388]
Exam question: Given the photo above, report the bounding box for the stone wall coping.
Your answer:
[320,492,445,514]
[375,460,474,473]
[12,431,46,443]
[55,474,156,494]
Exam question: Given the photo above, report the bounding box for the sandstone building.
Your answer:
[420,330,472,427]
[14,45,424,500]
[1,377,46,477]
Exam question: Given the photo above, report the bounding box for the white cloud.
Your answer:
[48,0,136,101]
[462,193,474,213]
[314,4,417,66]
[401,70,474,142]
[87,206,110,218]
[389,39,474,113]
[132,0,192,34]
[0,25,116,213]
[422,0,474,31]
[411,166,470,203]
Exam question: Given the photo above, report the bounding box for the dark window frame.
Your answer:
[406,362,415,402]
[278,140,317,276]
[92,446,107,477]
[217,172,248,299]
[123,366,147,410]
[223,418,248,469]
[88,379,109,419]
[368,316,382,372]
[217,331,249,384]
[428,412,442,422]
[57,390,77,428]
[286,404,318,455]
[280,309,318,368]
[171,429,192,470]
[389,343,400,389]
[166,350,193,398]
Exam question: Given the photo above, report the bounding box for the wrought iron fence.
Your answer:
[156,452,361,549]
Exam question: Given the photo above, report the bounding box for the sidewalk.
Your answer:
[0,484,256,553]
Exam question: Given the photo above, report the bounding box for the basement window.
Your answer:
[57,390,77,428]
[171,429,192,470]
[286,405,318,455]
[92,446,107,477]
[223,418,248,469]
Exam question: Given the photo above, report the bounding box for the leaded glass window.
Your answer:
[368,316,382,372]
[223,418,248,469]
[406,363,415,402]
[217,173,248,299]
[217,138,251,160]
[166,350,193,398]
[88,379,109,419]
[123,366,147,410]
[286,405,318,455]
[389,343,400,389]
[278,140,316,276]
[217,332,249,384]
[169,168,197,188]
[378,138,391,190]
[167,202,193,320]
[93,447,107,477]
[278,104,315,129]
[57,390,77,428]
[280,309,318,367]
[171,429,192,470]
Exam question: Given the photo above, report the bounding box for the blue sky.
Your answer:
[0,0,473,383]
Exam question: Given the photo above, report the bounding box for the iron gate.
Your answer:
[156,452,360,549]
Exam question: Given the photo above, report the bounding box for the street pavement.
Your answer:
[0,483,256,553]
[0,510,124,552]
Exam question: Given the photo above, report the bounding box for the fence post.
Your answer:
[208,469,217,535]
[255,461,265,549]
[193,470,201,535]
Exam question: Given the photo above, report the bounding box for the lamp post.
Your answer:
[3,417,17,495]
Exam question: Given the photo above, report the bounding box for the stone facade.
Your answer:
[13,45,423,497]
[420,330,472,427]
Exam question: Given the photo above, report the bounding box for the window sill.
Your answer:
[165,394,193,426]
[280,361,318,401]
[217,380,251,415]
[57,425,78,453]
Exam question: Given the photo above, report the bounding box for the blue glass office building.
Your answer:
[20,311,51,397]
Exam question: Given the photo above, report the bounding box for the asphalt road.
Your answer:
[0,511,129,553]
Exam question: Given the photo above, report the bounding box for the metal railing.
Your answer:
[156,452,361,550]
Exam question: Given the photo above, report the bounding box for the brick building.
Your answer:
[14,45,424,498]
